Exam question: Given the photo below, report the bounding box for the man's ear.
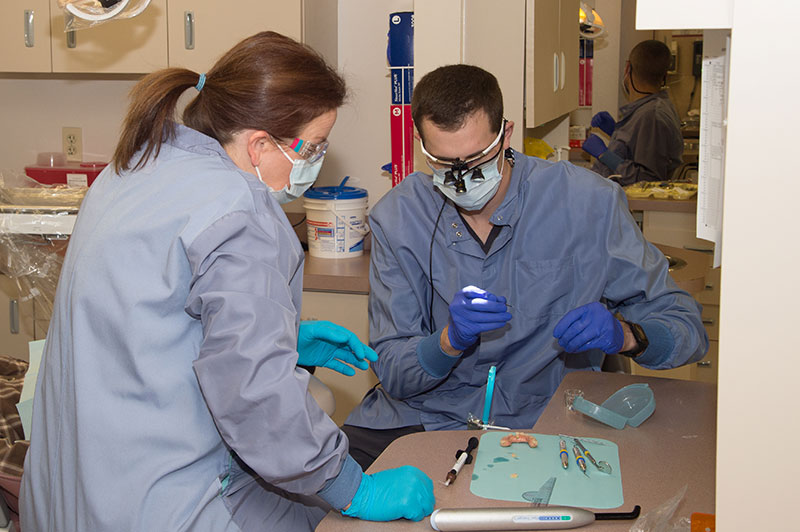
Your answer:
[246,130,271,167]
[503,121,515,150]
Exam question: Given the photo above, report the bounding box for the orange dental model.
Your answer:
[499,432,538,448]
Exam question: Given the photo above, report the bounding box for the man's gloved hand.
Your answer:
[553,302,624,354]
[342,466,435,522]
[297,320,377,376]
[582,134,609,159]
[447,286,513,351]
[591,111,616,136]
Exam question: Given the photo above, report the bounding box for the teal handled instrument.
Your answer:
[572,445,588,477]
[573,438,612,474]
[429,505,641,530]
[559,439,569,469]
[482,365,497,425]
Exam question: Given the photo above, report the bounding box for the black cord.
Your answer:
[292,215,306,228]
[428,198,447,334]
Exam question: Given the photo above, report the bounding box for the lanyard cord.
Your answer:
[428,197,447,334]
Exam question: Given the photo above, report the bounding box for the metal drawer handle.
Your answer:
[24,10,35,47]
[702,318,715,325]
[65,14,76,48]
[184,11,195,50]
[9,299,19,335]
[697,360,712,367]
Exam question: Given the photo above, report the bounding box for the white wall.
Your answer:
[283,0,413,214]
[0,76,137,175]
[716,2,800,529]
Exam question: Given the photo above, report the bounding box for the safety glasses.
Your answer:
[419,119,506,169]
[281,137,329,164]
[420,120,506,192]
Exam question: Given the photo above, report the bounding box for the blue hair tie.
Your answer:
[195,73,206,92]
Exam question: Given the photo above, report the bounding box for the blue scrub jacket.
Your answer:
[346,152,708,432]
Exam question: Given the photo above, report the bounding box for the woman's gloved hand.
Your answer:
[591,111,616,136]
[297,320,377,376]
[342,466,435,522]
[447,286,513,351]
[553,302,624,354]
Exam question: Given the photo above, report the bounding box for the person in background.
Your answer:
[20,32,433,532]
[582,39,684,185]
[341,64,708,470]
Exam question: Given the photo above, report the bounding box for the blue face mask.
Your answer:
[262,138,324,204]
[431,152,505,211]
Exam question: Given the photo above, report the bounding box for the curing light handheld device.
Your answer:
[429,505,641,531]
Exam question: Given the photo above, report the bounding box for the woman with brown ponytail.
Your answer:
[20,31,433,532]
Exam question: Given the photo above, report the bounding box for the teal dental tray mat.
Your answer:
[469,432,623,509]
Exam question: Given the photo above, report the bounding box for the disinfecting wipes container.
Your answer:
[303,180,369,259]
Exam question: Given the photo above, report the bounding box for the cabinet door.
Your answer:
[557,0,579,115]
[167,0,302,72]
[49,0,168,74]
[463,0,525,150]
[0,0,52,73]
[525,0,560,127]
[0,274,35,362]
[300,291,376,426]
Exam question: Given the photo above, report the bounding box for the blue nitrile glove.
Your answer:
[591,111,616,136]
[582,134,608,158]
[553,302,624,354]
[447,286,513,351]
[342,466,435,522]
[297,320,378,376]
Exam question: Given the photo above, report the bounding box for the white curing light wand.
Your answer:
[429,505,641,531]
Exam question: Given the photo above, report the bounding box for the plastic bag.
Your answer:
[629,484,691,532]
[57,0,152,31]
[0,170,82,330]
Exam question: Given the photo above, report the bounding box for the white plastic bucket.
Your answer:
[303,182,369,259]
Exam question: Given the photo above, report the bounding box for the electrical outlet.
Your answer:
[62,126,82,162]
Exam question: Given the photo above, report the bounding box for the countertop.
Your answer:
[301,245,709,296]
[317,371,717,531]
[626,197,697,213]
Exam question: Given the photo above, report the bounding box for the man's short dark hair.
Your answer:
[629,40,671,87]
[411,64,504,141]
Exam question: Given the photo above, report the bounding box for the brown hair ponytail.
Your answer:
[112,31,347,173]
[112,68,198,172]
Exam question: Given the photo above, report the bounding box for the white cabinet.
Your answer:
[0,274,35,362]
[49,0,168,74]
[414,0,579,147]
[525,0,579,127]
[631,209,720,383]
[167,0,302,72]
[300,291,377,426]
[1,0,304,74]
[0,0,52,72]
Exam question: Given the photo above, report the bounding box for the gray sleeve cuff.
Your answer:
[316,454,363,511]
[633,321,675,367]
[416,328,461,378]
[599,150,625,172]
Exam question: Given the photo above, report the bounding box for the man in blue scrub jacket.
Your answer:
[342,64,708,469]
[583,39,684,185]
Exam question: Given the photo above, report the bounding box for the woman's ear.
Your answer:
[246,130,271,167]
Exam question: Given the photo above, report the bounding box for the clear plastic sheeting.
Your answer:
[57,0,152,31]
[0,171,83,332]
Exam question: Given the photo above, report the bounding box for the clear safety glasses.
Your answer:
[420,119,506,192]
[283,137,329,164]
